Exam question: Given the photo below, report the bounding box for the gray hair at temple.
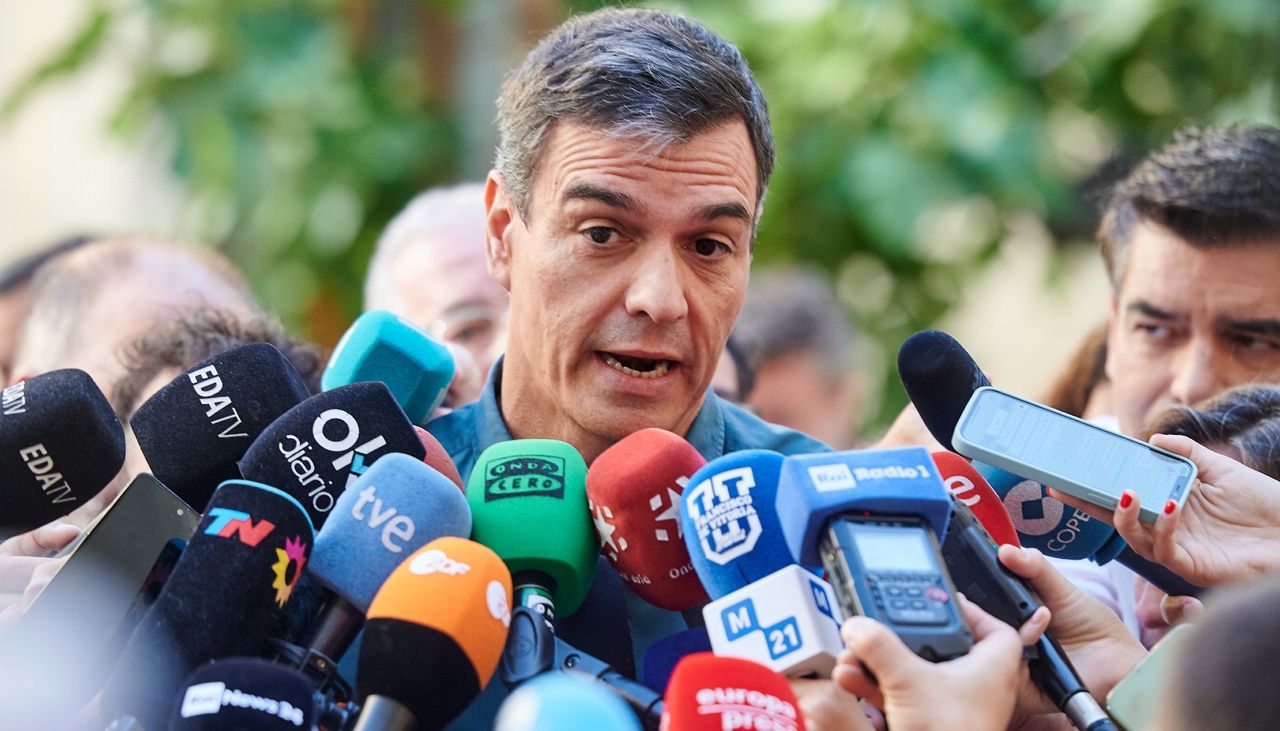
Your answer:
[494,7,774,220]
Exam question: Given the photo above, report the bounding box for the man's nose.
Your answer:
[1168,336,1227,407]
[624,245,688,324]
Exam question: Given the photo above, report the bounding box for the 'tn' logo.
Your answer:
[204,507,276,547]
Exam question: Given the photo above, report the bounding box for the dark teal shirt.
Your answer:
[428,357,830,727]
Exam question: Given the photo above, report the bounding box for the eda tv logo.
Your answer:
[482,455,566,502]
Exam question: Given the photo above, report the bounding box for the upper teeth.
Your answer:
[603,354,670,379]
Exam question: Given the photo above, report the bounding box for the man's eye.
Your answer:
[1230,333,1280,353]
[584,227,616,245]
[693,238,730,257]
[1135,323,1171,340]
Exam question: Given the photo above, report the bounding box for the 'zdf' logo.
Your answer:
[483,455,565,502]
[685,467,762,565]
[204,507,275,547]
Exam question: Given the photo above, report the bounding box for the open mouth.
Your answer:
[599,352,674,379]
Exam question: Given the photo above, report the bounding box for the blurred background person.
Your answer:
[0,235,91,386]
[363,182,505,406]
[734,264,864,449]
[1043,322,1113,426]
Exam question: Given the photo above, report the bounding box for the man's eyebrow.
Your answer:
[1220,316,1280,340]
[562,183,641,212]
[1126,300,1184,321]
[697,201,753,225]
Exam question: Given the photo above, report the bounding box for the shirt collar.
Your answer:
[478,355,727,460]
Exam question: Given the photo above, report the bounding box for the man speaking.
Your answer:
[425,6,852,728]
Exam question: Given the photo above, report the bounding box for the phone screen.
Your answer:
[961,389,1194,508]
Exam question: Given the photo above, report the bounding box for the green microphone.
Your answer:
[466,439,598,624]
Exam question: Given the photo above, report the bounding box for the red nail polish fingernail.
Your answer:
[1164,500,1177,515]
[1120,491,1133,509]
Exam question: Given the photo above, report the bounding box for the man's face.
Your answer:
[1106,221,1280,436]
[486,121,757,453]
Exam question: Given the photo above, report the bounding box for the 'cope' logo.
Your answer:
[482,455,566,502]
[685,467,762,566]
[1003,480,1064,536]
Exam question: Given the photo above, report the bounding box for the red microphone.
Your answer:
[930,451,1021,547]
[586,428,710,611]
[414,426,464,490]
[661,653,806,731]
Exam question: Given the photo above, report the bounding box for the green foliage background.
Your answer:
[7,0,1278,432]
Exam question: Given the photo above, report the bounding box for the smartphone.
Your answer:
[821,514,972,662]
[4,473,199,709]
[1106,624,1192,730]
[953,387,1197,525]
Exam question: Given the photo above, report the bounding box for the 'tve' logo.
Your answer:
[720,597,803,661]
[204,507,275,547]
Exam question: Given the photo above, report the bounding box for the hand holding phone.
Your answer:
[953,387,1197,525]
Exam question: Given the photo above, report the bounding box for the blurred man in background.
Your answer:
[364,182,506,405]
[734,264,863,448]
[0,236,91,386]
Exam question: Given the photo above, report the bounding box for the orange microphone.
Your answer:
[354,537,513,730]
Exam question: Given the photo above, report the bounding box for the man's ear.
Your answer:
[484,172,516,292]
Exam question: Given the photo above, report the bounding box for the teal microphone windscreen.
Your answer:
[309,452,472,612]
[238,381,426,528]
[131,343,310,511]
[322,310,454,425]
[100,480,315,729]
[0,368,124,531]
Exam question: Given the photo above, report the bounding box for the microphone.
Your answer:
[896,331,1119,561]
[415,426,464,490]
[586,428,709,611]
[682,450,844,677]
[0,368,124,531]
[292,453,472,678]
[662,653,806,731]
[896,330,1201,597]
[100,479,315,728]
[322,310,454,425]
[355,537,513,731]
[466,439,598,686]
[931,451,1019,547]
[495,673,642,731]
[131,343,311,510]
[932,452,1118,731]
[640,628,711,693]
[239,381,426,528]
[775,447,972,662]
[169,657,320,730]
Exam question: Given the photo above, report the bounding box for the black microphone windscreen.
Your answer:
[100,480,314,728]
[897,330,991,451]
[238,382,426,528]
[170,657,318,730]
[0,369,124,531]
[131,343,311,511]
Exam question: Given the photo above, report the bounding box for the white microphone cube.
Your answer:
[703,565,844,677]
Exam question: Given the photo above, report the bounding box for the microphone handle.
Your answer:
[555,638,664,731]
[1114,546,1203,598]
[352,695,416,731]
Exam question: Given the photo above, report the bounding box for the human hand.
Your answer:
[0,522,80,630]
[833,595,1041,731]
[998,545,1146,714]
[790,678,877,731]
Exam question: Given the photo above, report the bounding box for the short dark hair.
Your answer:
[1146,384,1280,479]
[113,307,322,418]
[1098,124,1280,287]
[733,265,854,382]
[1167,574,1280,731]
[495,7,774,219]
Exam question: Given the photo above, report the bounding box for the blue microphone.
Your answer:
[321,309,455,425]
[681,451,844,677]
[495,673,641,731]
